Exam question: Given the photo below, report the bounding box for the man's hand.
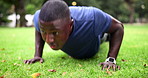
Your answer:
[24,30,45,64]
[99,62,120,71]
[24,57,44,64]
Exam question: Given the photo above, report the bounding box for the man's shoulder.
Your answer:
[69,6,98,13]
[33,10,41,32]
[69,6,97,20]
[34,10,40,17]
[69,6,97,10]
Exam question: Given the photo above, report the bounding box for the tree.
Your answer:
[1,0,148,26]
[0,0,12,25]
[135,0,148,23]
[25,0,45,14]
[124,0,135,23]
[16,0,26,27]
[70,0,130,23]
[2,0,46,27]
[2,0,27,27]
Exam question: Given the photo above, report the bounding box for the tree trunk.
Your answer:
[14,7,18,27]
[19,10,26,27]
[128,3,135,23]
[18,0,26,27]
[15,0,26,27]
[124,0,135,23]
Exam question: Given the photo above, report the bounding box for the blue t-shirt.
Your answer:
[33,6,112,59]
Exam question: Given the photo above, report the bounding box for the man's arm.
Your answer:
[35,29,45,57]
[99,18,124,70]
[107,18,124,59]
[24,30,45,64]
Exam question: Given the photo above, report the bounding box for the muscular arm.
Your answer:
[99,18,124,70]
[24,30,45,64]
[35,29,45,57]
[107,18,124,59]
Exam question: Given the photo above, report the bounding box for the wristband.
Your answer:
[105,57,116,64]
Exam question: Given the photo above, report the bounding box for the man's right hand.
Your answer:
[24,56,44,64]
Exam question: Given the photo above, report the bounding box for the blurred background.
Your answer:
[0,0,147,27]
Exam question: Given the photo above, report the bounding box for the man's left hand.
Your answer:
[99,62,120,71]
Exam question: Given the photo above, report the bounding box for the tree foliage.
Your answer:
[0,0,12,25]
[1,0,27,27]
[25,0,45,14]
[0,0,148,27]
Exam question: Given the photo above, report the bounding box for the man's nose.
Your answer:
[45,34,54,43]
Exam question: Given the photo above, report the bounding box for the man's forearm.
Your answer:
[107,24,124,59]
[35,30,45,57]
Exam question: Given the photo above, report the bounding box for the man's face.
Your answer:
[39,18,73,50]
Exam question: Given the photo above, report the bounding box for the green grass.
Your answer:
[0,24,148,78]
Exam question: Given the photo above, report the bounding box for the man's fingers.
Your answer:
[102,64,107,70]
[107,65,111,70]
[99,62,120,71]
[99,62,104,66]
[24,60,27,64]
[30,59,36,64]
[112,64,116,71]
[40,59,44,63]
[25,59,34,64]
[24,57,44,64]
[26,60,32,64]
[117,66,120,70]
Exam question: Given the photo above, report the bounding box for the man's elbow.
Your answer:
[117,23,124,37]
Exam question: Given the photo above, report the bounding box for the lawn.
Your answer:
[0,24,148,78]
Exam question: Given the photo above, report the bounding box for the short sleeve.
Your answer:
[33,10,41,32]
[93,8,112,37]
